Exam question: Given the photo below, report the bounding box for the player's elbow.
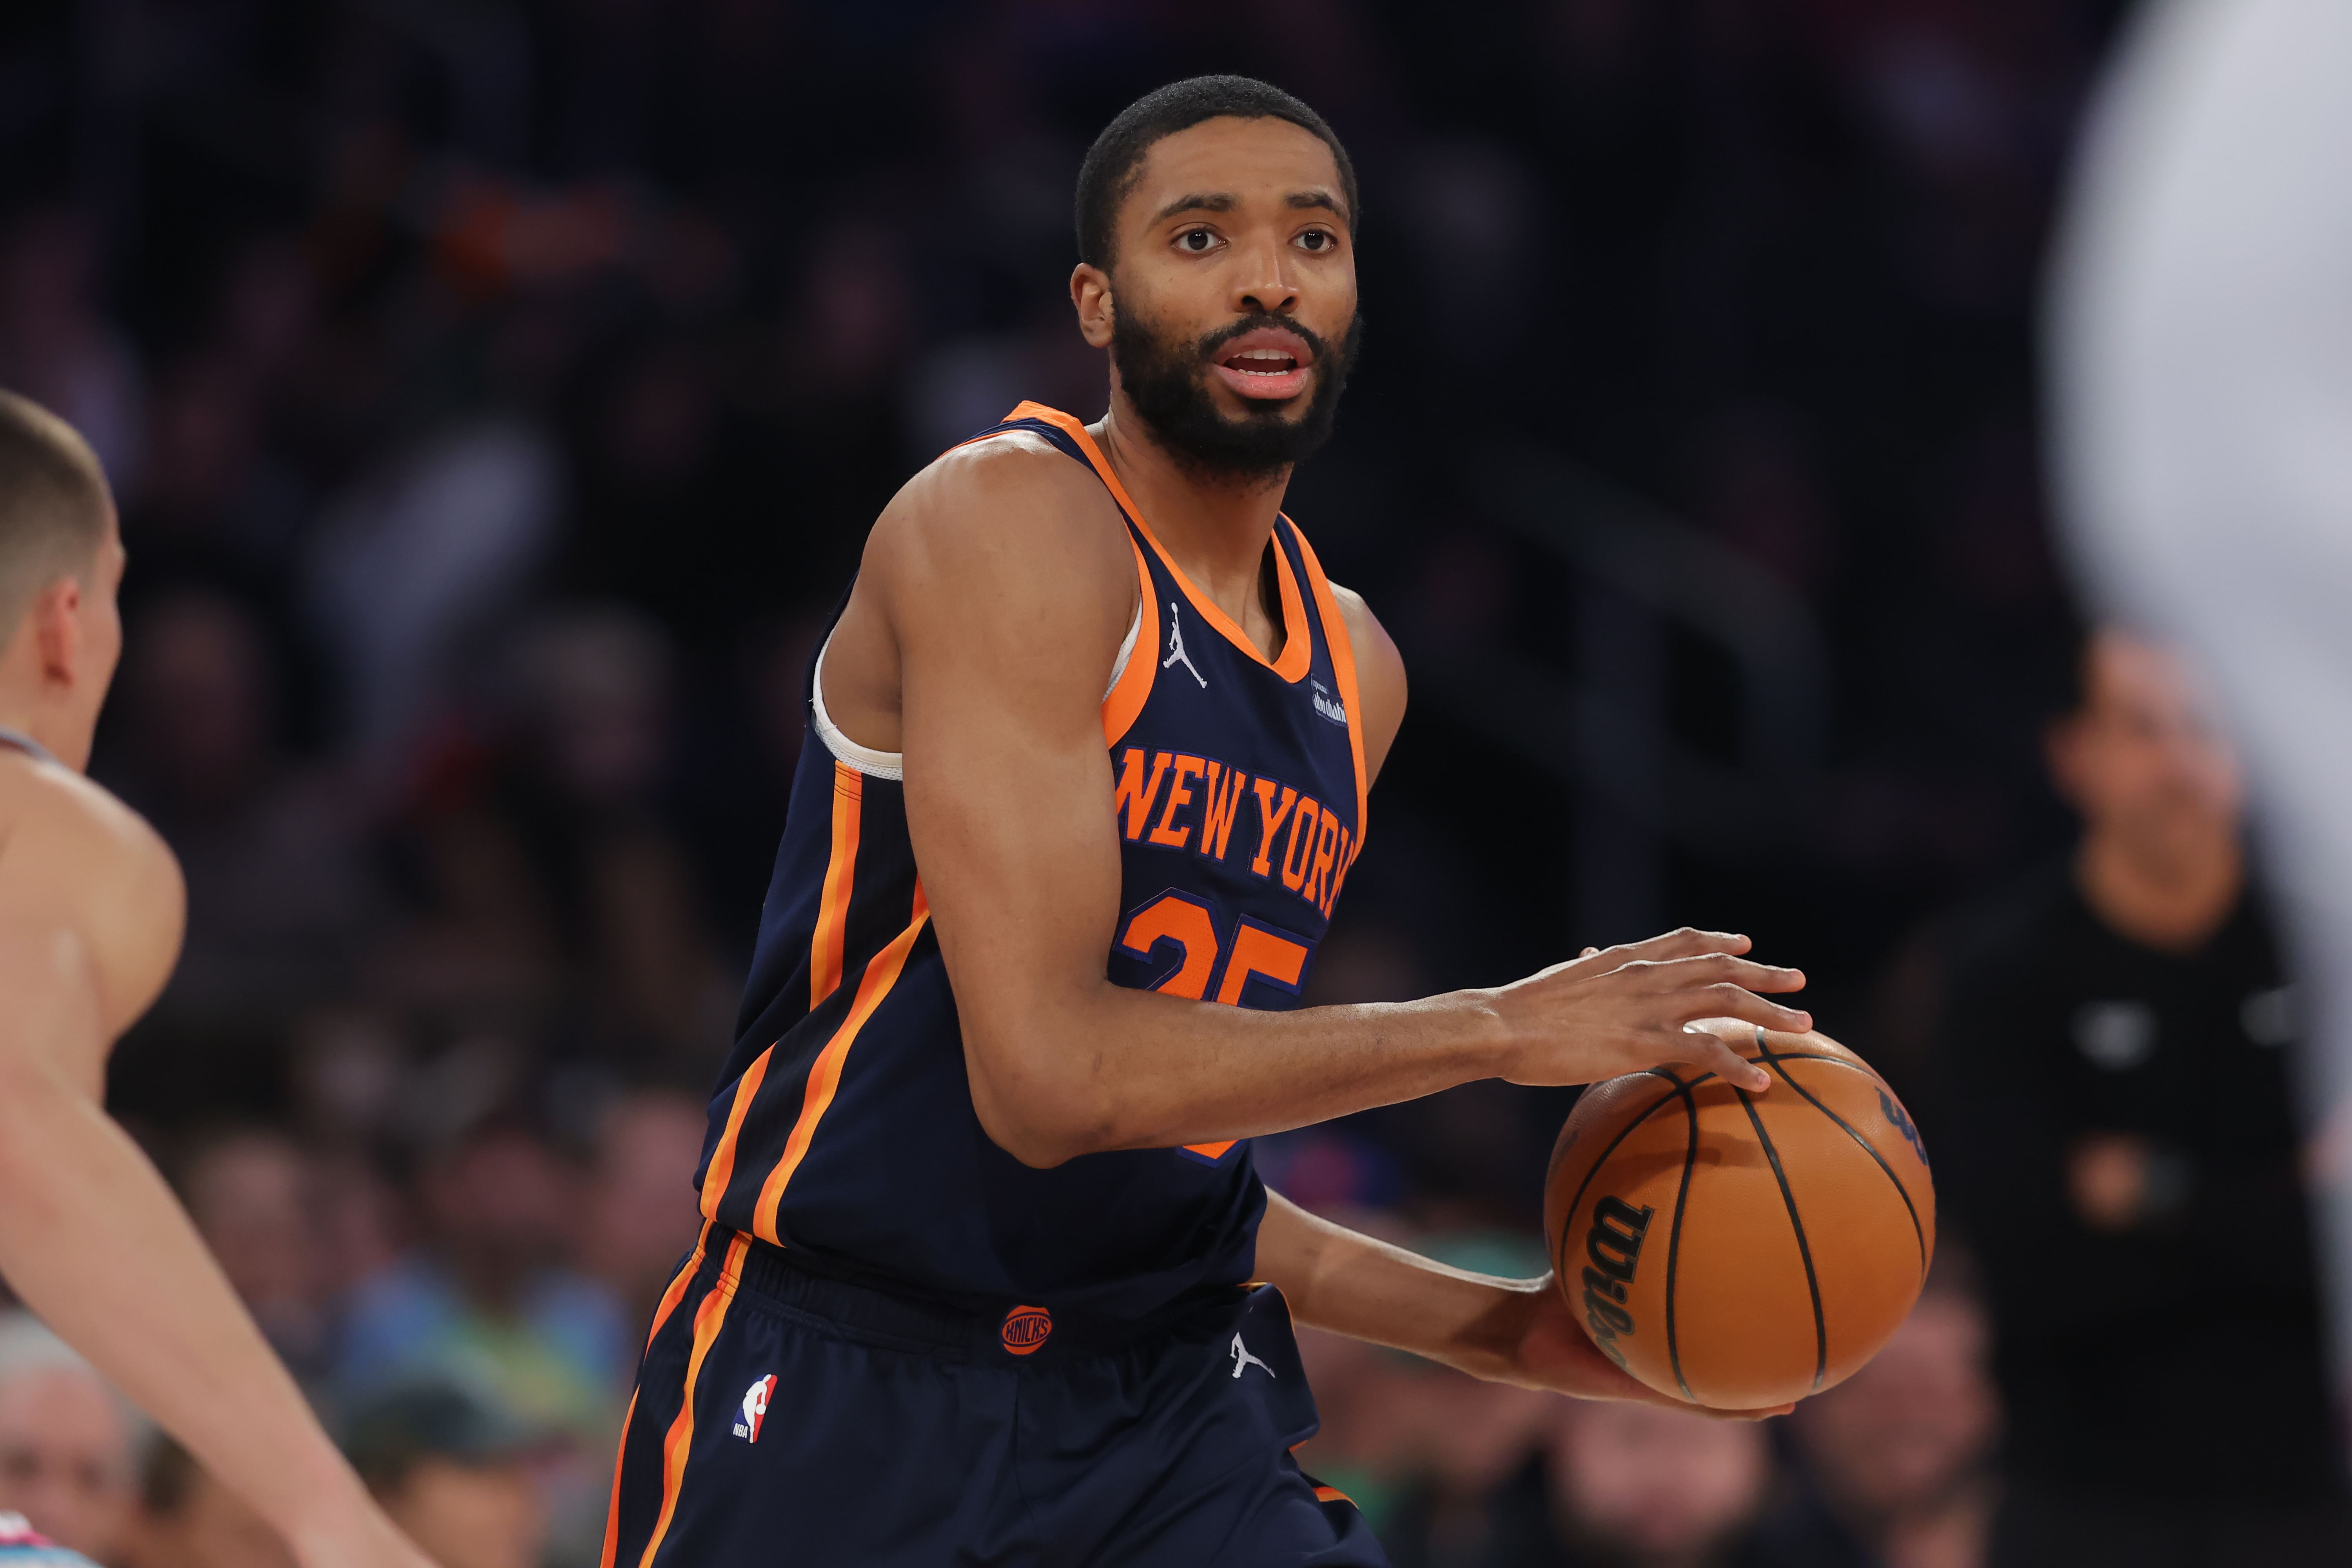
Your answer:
[965,1038,1119,1169]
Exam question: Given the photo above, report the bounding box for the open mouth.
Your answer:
[1210,326,1315,402]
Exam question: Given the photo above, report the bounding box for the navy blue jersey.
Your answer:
[692,402,1369,1329]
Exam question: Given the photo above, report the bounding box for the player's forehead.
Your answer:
[1122,116,1347,232]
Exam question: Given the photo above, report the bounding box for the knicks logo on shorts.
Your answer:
[1000,1304,1053,1356]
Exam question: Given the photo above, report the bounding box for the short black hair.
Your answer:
[1074,75,1358,271]
[0,388,109,638]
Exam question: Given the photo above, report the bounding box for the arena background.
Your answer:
[0,2,2171,1566]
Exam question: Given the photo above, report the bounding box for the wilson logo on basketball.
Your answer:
[1000,1304,1053,1355]
[1579,1196,1655,1370]
[1878,1090,1928,1167]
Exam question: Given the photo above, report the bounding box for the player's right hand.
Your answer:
[1487,928,1808,1093]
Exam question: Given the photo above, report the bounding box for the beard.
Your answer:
[1110,303,1362,481]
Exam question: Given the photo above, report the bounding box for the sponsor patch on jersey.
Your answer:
[1310,678,1347,728]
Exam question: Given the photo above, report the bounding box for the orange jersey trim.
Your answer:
[1287,521,1369,858]
[1102,535,1159,749]
[751,886,935,1243]
[635,1232,750,1568]
[697,1047,773,1221]
[598,1214,714,1566]
[597,1388,638,1568]
[1312,1484,1354,1506]
[809,764,863,1009]
[1004,402,1312,684]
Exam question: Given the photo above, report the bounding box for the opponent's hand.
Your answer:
[1473,1274,1792,1420]
[1488,929,1808,1093]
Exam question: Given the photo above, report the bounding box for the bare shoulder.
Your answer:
[0,757,185,1035]
[869,432,1135,620]
[1325,581,1408,779]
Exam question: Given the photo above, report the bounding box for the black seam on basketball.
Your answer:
[1735,1087,1827,1392]
[1664,1085,1699,1404]
[1762,1055,1927,1279]
[1554,1087,1686,1284]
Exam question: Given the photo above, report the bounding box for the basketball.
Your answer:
[1544,1023,1935,1411]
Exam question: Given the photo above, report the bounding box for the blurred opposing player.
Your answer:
[2052,0,2352,1402]
[604,75,1811,1567]
[0,389,436,1568]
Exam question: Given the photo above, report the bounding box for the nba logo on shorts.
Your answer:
[1000,1304,1053,1356]
[733,1375,776,1443]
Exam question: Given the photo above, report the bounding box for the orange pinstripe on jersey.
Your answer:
[698,771,864,1222]
[635,1231,750,1568]
[751,886,935,1243]
[599,1222,711,1568]
[809,764,864,1009]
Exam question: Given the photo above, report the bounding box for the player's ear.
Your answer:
[31,575,85,690]
[1071,263,1115,350]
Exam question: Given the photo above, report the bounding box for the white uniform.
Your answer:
[2051,0,2352,1376]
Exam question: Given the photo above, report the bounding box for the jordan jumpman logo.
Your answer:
[1163,601,1207,688]
[1229,1333,1275,1379]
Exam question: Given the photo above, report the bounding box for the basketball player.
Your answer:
[604,76,1813,1566]
[0,390,437,1568]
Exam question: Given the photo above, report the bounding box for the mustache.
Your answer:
[1187,312,1341,366]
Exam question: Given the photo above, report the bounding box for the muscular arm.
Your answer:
[868,441,1809,1169]
[0,784,428,1568]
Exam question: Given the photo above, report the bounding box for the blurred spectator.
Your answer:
[176,1128,334,1387]
[335,1111,625,1566]
[105,587,389,1055]
[0,1315,143,1563]
[1477,1397,1777,1567]
[122,1436,295,1568]
[578,1086,708,1338]
[379,605,730,1058]
[343,1379,547,1568]
[1930,629,2350,1564]
[1767,1262,2000,1568]
[0,212,142,488]
[336,1114,627,1445]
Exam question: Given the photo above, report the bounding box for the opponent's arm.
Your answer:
[0,819,432,1568]
[1253,1191,1790,1417]
[881,444,1809,1169]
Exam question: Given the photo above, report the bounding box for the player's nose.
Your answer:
[1229,234,1299,318]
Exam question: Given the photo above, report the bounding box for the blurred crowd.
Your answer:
[10,1,2341,1566]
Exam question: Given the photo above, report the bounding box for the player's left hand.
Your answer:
[1475,1272,1793,1421]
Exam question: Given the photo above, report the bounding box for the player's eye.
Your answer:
[1295,229,1337,253]
[1175,227,1218,254]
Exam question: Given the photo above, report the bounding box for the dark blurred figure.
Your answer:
[1930,629,2350,1564]
[1766,1263,2001,1568]
[334,1109,624,1568]
[577,1086,707,1338]
[379,605,729,1061]
[342,1379,546,1568]
[123,1437,296,1568]
[0,1316,140,1563]
[335,1114,626,1446]
[1474,1398,1777,1568]
[177,1128,334,1387]
[105,587,388,1088]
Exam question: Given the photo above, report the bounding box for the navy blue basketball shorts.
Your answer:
[602,1228,1389,1568]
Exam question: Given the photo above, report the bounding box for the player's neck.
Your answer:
[2074,825,2243,953]
[1093,401,1291,624]
[0,666,87,771]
